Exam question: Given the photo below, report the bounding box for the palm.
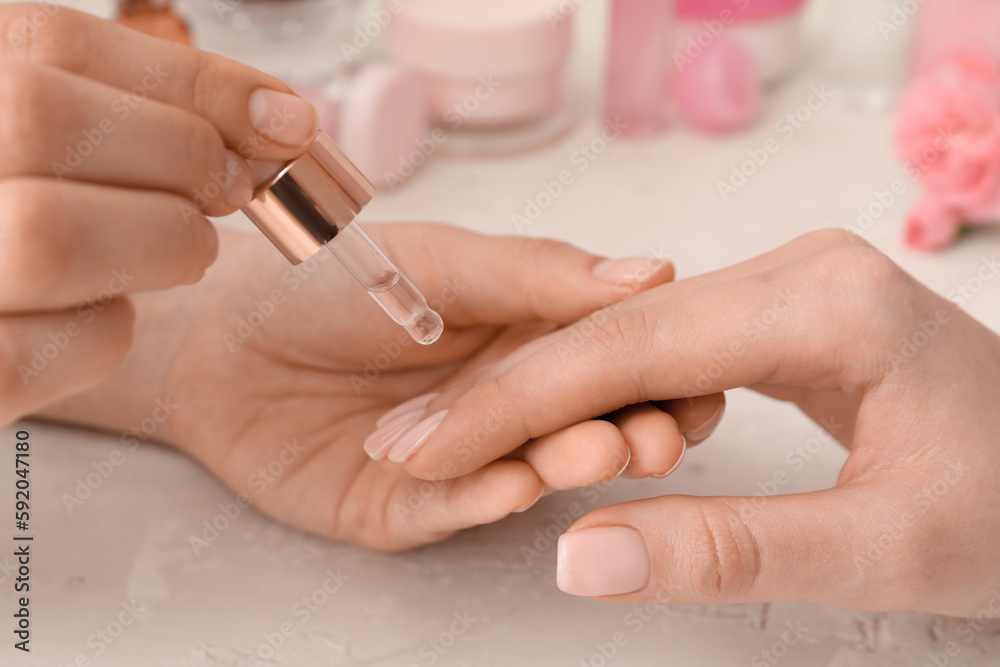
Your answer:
[159,229,545,551]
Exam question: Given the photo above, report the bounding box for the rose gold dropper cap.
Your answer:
[242,130,376,265]
[241,130,444,345]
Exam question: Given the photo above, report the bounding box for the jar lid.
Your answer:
[388,0,572,78]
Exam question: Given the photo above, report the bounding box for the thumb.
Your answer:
[370,223,676,327]
[554,483,923,611]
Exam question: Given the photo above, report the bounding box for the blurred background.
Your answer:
[4,0,1000,665]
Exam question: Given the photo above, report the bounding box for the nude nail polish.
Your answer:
[653,436,686,479]
[364,409,424,460]
[513,488,545,513]
[557,527,650,597]
[376,393,440,429]
[612,447,632,480]
[593,257,670,284]
[248,88,319,147]
[686,403,725,444]
[386,410,449,464]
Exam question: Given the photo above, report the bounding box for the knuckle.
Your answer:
[785,242,913,389]
[188,50,228,127]
[586,307,654,363]
[795,228,873,253]
[0,180,69,297]
[573,421,629,483]
[0,63,59,162]
[684,501,761,600]
[819,244,903,298]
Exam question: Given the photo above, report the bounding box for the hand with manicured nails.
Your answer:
[0,5,319,425]
[37,224,684,551]
[380,229,1000,616]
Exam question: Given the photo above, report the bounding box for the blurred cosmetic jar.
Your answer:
[387,0,577,155]
[176,0,364,84]
[675,0,807,85]
[296,63,428,189]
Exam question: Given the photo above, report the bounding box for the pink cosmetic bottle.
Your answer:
[605,0,675,136]
[605,0,763,135]
[910,0,1000,77]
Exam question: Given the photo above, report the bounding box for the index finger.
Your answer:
[3,4,317,161]
[396,236,903,480]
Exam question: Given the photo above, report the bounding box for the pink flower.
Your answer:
[904,196,962,251]
[896,54,1000,249]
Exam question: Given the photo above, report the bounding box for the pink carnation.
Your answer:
[903,196,961,251]
[896,54,1000,249]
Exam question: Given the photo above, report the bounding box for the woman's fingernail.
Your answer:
[376,392,440,428]
[387,410,449,464]
[364,408,425,460]
[513,488,545,513]
[613,446,632,480]
[653,436,686,479]
[248,88,318,147]
[223,150,254,208]
[593,257,669,284]
[686,403,726,444]
[557,527,650,597]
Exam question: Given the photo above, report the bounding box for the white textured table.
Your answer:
[3,1,1000,665]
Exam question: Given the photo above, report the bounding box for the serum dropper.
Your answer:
[241,130,444,345]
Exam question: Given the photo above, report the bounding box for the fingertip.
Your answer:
[175,218,220,285]
[658,393,726,445]
[203,220,220,269]
[502,460,545,515]
[518,419,632,491]
[447,459,543,527]
[85,297,138,388]
[246,87,319,152]
[111,294,138,331]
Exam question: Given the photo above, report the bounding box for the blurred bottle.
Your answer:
[605,0,674,136]
[174,0,363,85]
[817,0,914,111]
[116,0,191,44]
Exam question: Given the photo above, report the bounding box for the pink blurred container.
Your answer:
[675,0,808,84]
[295,64,428,189]
[604,0,675,136]
[387,0,576,155]
[605,0,762,135]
